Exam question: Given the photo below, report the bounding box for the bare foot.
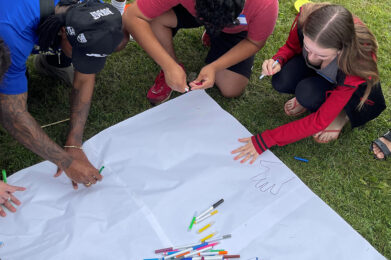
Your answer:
[372,137,391,159]
[284,97,307,116]
[313,111,349,143]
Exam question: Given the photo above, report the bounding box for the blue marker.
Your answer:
[193,242,208,250]
[294,156,309,163]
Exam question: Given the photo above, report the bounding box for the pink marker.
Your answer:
[154,247,173,254]
[195,242,219,251]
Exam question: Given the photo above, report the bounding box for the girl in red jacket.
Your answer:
[232,3,386,164]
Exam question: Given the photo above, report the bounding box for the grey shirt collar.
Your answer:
[303,48,339,84]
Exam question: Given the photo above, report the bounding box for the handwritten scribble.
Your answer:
[250,160,295,195]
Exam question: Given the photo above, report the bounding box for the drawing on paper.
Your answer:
[250,160,295,195]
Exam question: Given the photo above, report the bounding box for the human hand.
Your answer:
[163,63,188,93]
[231,137,259,164]
[55,148,102,189]
[0,182,26,217]
[261,59,281,77]
[189,64,216,90]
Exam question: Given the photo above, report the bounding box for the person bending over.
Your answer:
[0,0,127,190]
[124,0,278,105]
[0,39,26,217]
[232,3,386,163]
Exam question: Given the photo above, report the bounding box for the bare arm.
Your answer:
[0,71,101,188]
[123,3,187,92]
[123,3,177,71]
[190,38,266,89]
[0,92,73,169]
[65,71,95,147]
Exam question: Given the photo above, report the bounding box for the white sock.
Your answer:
[111,0,126,15]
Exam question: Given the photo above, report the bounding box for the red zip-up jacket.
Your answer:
[251,14,367,154]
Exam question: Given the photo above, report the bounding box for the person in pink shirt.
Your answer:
[124,0,278,105]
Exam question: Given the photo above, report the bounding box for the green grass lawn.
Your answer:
[0,0,390,257]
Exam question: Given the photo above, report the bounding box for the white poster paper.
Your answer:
[0,91,385,260]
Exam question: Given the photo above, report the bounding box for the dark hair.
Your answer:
[0,38,11,83]
[303,4,379,109]
[36,0,79,51]
[195,0,245,36]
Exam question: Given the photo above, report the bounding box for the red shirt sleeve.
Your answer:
[137,0,181,19]
[251,75,366,152]
[246,0,278,42]
[272,13,302,66]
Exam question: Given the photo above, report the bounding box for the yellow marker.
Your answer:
[195,209,218,224]
[197,221,215,234]
[200,231,218,243]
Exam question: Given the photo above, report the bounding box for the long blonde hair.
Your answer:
[300,3,379,109]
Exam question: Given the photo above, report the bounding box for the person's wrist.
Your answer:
[161,59,179,73]
[65,135,83,148]
[207,62,219,73]
[64,145,83,150]
[58,153,74,170]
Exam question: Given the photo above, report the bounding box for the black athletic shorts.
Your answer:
[172,5,254,79]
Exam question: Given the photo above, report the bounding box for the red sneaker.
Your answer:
[147,64,186,105]
[201,31,211,47]
[147,70,172,105]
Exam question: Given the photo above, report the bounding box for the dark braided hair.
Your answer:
[0,38,11,83]
[36,0,79,51]
[195,0,245,36]
[37,13,66,51]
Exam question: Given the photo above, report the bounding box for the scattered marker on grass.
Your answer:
[294,156,308,163]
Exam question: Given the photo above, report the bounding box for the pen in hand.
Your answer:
[259,60,279,80]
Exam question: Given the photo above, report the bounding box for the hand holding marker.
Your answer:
[2,169,7,184]
[259,59,279,79]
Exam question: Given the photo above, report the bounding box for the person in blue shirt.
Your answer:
[0,38,10,83]
[0,0,128,194]
[0,38,27,218]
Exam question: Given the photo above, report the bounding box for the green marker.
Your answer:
[2,169,7,184]
[99,166,105,174]
[188,211,197,231]
[210,249,226,252]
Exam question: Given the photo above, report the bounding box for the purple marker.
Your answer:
[154,247,173,254]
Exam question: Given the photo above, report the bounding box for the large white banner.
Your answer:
[0,91,385,260]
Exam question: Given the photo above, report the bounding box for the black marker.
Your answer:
[196,199,224,221]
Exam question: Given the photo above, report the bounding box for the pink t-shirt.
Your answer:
[137,0,278,42]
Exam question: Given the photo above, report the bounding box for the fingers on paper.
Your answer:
[54,168,63,177]
[3,200,16,212]
[0,207,6,217]
[10,194,21,206]
[238,137,251,143]
[72,181,78,190]
[231,144,246,154]
[232,139,258,164]
[7,184,26,193]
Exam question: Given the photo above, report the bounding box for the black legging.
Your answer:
[271,55,334,112]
